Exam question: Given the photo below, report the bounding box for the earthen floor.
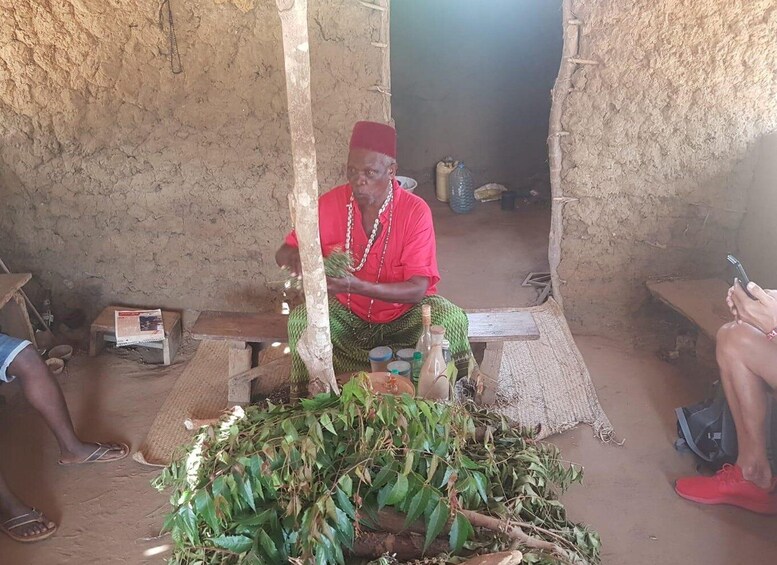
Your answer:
[1,198,775,564]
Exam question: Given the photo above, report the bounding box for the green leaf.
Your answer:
[405,486,430,526]
[257,529,280,561]
[320,412,337,435]
[377,482,393,509]
[385,473,409,506]
[338,474,353,496]
[236,509,275,527]
[335,487,356,520]
[179,505,199,544]
[472,471,489,503]
[424,500,448,552]
[211,534,253,553]
[281,418,298,441]
[238,474,256,511]
[448,512,472,553]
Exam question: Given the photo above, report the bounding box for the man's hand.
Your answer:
[327,275,360,296]
[275,244,302,276]
[730,281,777,334]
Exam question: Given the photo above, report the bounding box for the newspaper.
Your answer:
[114,309,165,346]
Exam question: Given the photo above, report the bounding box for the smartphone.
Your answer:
[726,254,757,300]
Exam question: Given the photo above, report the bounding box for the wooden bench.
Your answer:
[646,278,732,342]
[191,312,290,406]
[191,308,540,406]
[466,309,540,404]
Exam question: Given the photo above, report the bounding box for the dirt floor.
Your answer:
[1,201,776,564]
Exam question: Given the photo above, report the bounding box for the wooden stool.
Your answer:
[466,309,540,405]
[191,311,290,406]
[89,306,182,365]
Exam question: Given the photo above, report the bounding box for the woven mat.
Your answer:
[494,298,615,441]
[133,341,292,467]
[133,340,230,467]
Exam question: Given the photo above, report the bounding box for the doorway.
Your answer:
[390,0,563,308]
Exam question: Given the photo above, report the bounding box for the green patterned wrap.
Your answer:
[288,295,473,397]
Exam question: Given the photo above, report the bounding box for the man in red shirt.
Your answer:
[276,121,473,396]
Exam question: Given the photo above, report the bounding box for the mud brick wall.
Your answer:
[0,0,385,321]
[558,0,777,333]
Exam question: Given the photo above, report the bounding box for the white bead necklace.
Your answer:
[345,179,395,322]
[345,180,393,273]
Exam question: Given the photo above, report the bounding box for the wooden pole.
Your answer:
[547,0,580,310]
[276,0,339,397]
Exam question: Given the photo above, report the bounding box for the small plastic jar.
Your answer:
[369,346,393,373]
[396,348,417,364]
[387,360,411,378]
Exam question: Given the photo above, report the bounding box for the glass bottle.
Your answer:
[417,326,450,401]
[415,304,432,360]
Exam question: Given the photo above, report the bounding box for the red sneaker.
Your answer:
[675,464,777,515]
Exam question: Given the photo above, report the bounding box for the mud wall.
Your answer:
[557,0,777,333]
[738,132,777,289]
[0,0,385,321]
[390,0,562,193]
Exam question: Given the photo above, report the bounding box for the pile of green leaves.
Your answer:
[154,376,600,565]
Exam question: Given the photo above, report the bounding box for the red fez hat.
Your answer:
[349,121,397,159]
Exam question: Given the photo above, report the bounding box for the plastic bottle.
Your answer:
[411,351,423,385]
[417,326,450,401]
[449,162,475,214]
[435,157,457,202]
[415,304,432,360]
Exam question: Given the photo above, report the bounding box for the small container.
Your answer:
[387,360,411,378]
[396,348,417,364]
[369,346,393,373]
[501,190,517,210]
[45,358,65,375]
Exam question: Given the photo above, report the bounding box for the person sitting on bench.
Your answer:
[675,281,777,514]
[0,333,128,543]
[275,120,476,397]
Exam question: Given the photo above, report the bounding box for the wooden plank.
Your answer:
[647,278,733,341]
[192,311,289,343]
[466,310,539,342]
[0,274,32,309]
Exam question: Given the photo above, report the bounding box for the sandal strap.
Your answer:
[3,509,45,530]
[84,443,112,462]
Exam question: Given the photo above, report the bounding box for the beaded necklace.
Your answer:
[345,179,395,321]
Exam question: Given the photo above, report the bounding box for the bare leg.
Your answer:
[7,346,127,463]
[716,322,777,489]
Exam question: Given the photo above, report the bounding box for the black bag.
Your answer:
[675,381,777,472]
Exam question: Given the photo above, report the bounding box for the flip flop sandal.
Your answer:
[58,442,130,465]
[1,509,57,543]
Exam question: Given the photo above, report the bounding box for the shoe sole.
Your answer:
[675,487,777,515]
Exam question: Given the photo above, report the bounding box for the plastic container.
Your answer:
[501,190,517,210]
[369,346,393,373]
[396,176,418,194]
[436,158,458,202]
[396,348,417,364]
[449,162,475,214]
[387,360,411,378]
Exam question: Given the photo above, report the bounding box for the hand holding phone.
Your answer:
[726,254,757,300]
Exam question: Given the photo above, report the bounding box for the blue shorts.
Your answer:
[0,333,32,383]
